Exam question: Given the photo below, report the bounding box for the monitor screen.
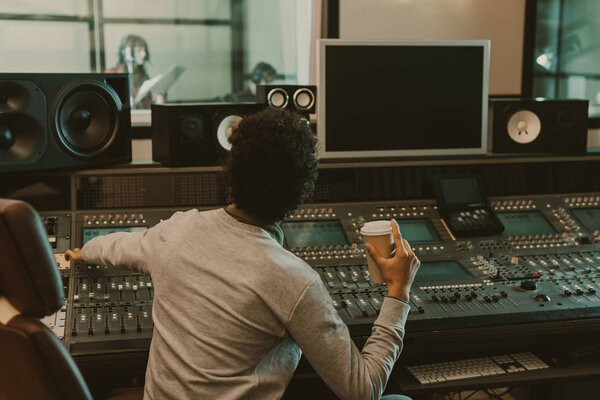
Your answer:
[571,208,600,232]
[496,212,556,237]
[414,261,471,282]
[439,177,483,205]
[395,219,440,244]
[318,40,489,159]
[281,220,349,248]
[82,227,147,245]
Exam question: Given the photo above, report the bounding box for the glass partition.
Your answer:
[0,0,314,115]
[534,0,600,117]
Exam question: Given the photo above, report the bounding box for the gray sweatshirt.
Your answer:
[82,208,410,400]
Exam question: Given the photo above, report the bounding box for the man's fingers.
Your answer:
[391,219,405,255]
[65,248,81,261]
[365,243,384,264]
[401,239,412,258]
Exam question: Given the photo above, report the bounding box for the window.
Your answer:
[533,0,600,119]
[0,0,314,114]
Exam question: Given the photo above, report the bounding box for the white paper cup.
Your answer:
[361,220,394,284]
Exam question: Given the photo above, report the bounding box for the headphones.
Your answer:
[250,62,276,84]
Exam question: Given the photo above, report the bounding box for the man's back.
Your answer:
[85,208,318,399]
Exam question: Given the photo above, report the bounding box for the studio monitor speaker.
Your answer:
[151,103,266,166]
[0,73,131,173]
[488,98,588,154]
[256,85,316,115]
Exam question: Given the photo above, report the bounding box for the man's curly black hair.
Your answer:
[223,107,318,223]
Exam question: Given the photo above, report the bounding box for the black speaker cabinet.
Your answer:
[0,73,131,173]
[152,103,266,166]
[488,98,588,154]
[256,85,316,115]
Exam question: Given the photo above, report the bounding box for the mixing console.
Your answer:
[38,214,72,342]
[39,192,600,356]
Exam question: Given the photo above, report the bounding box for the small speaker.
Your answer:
[488,98,588,154]
[0,73,131,173]
[151,103,266,166]
[256,85,316,115]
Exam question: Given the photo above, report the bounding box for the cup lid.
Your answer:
[360,220,392,235]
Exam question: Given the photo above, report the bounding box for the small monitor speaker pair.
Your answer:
[151,103,266,167]
[256,85,316,115]
[488,98,588,154]
[0,73,131,173]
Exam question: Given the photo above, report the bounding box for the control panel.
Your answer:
[39,213,71,342]
[49,192,600,355]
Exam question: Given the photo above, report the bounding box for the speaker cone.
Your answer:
[267,88,289,109]
[0,81,30,112]
[293,88,315,111]
[53,81,123,157]
[506,110,541,144]
[0,113,44,163]
[216,115,243,151]
[180,115,204,139]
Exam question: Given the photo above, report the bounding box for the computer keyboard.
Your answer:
[407,352,550,385]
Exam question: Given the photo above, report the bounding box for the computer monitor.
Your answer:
[317,39,490,159]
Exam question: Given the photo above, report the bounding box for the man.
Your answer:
[224,62,277,102]
[66,107,420,400]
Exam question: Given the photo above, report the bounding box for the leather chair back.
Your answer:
[0,199,93,400]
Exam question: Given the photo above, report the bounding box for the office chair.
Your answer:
[0,199,143,400]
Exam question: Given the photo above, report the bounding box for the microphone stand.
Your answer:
[124,47,136,109]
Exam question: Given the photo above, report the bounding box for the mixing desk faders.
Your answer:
[41,192,600,354]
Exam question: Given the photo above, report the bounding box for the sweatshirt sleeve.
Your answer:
[285,277,410,400]
[81,212,183,274]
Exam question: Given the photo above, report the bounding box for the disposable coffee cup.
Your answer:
[361,220,394,284]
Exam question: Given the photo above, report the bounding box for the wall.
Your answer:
[338,0,527,96]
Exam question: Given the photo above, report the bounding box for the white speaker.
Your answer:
[256,85,317,115]
[488,98,588,154]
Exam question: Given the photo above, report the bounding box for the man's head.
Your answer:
[248,62,277,95]
[250,62,277,85]
[224,108,318,223]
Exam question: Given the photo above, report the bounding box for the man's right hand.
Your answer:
[365,219,421,302]
[64,248,83,262]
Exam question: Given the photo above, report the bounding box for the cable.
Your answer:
[485,387,512,399]
[462,390,479,400]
